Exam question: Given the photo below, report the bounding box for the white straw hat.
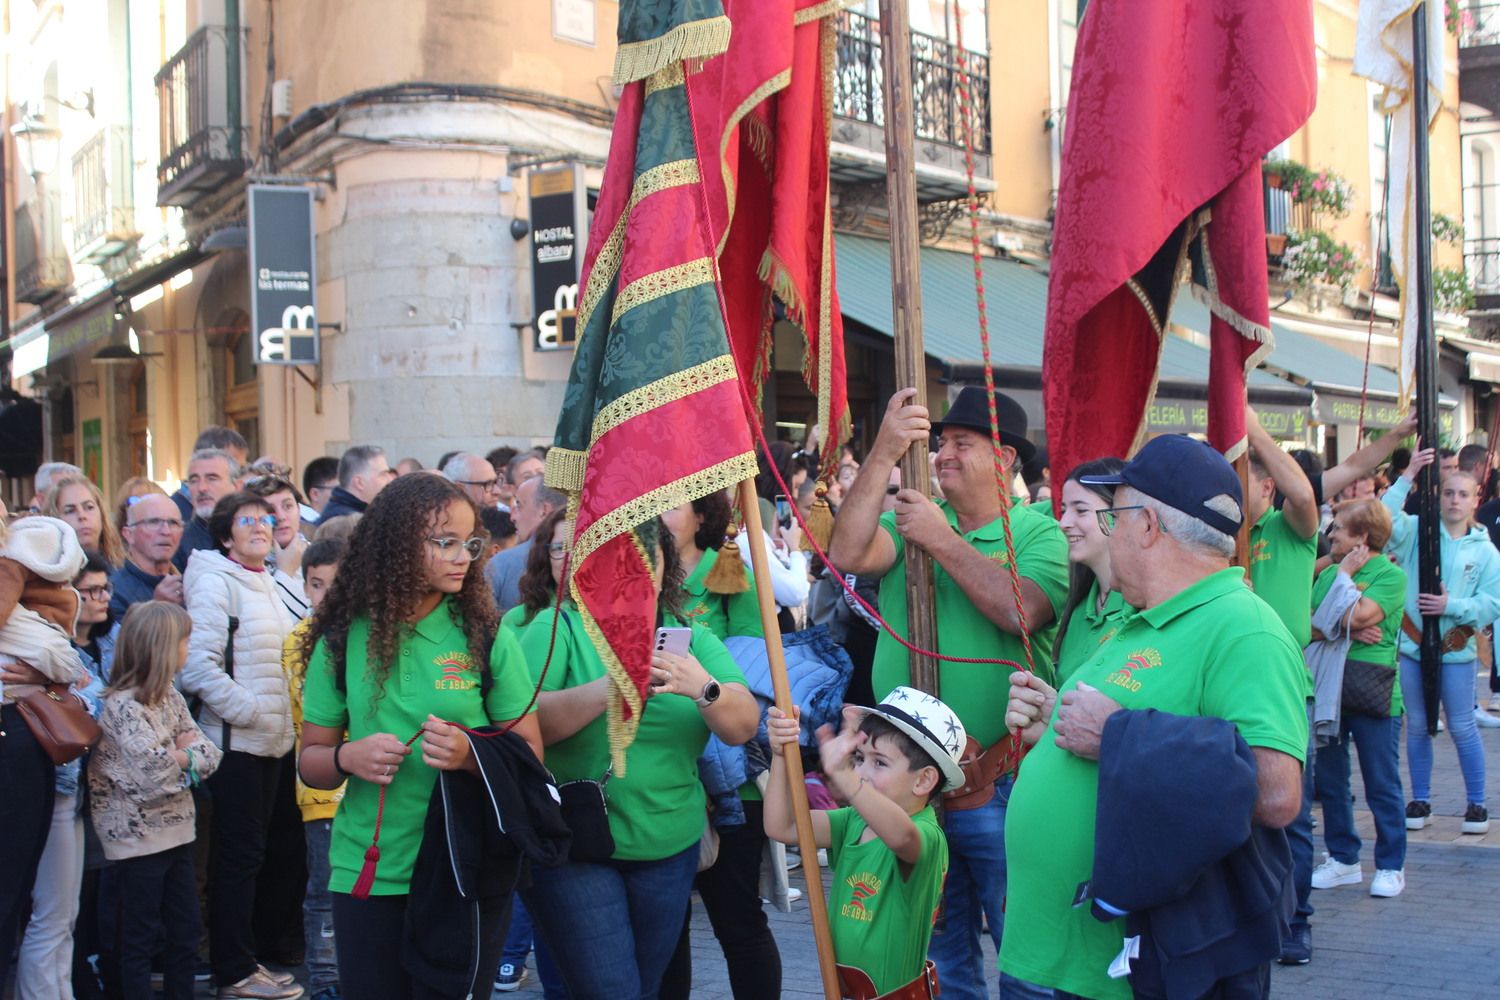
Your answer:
[851,686,968,791]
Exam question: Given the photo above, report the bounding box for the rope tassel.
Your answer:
[351,843,381,900]
[801,483,835,554]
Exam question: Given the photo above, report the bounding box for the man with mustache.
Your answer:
[173,449,242,571]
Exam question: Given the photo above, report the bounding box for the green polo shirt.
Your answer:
[1054,580,1130,684]
[682,546,764,640]
[1310,558,1407,716]
[1249,507,1317,647]
[871,500,1068,746]
[1000,568,1309,999]
[302,598,538,896]
[519,608,747,861]
[826,805,947,995]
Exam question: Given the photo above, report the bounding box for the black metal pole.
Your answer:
[1412,6,1443,736]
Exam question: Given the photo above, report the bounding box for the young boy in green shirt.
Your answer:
[766,687,965,999]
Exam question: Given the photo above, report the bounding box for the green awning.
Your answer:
[834,234,1300,392]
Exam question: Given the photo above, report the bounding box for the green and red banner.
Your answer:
[546,0,846,769]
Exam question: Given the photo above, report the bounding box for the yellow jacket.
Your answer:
[283,620,344,822]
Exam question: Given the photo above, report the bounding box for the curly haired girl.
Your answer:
[296,474,541,1000]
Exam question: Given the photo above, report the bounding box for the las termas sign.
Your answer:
[529,164,586,351]
[248,185,319,365]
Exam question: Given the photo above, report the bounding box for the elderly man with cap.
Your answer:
[1000,436,1309,1000]
[830,385,1068,1000]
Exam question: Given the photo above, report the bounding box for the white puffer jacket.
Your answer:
[180,549,298,757]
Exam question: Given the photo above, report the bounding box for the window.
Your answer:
[128,363,149,478]
[223,320,260,457]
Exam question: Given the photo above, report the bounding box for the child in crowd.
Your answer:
[765,687,964,1000]
[283,538,348,1000]
[89,601,222,1000]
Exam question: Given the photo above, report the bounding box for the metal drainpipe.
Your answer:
[226,0,243,163]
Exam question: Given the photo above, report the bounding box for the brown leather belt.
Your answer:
[1401,613,1475,655]
[943,735,1014,812]
[837,960,940,1000]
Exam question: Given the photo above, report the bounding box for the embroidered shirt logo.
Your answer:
[1105,648,1162,693]
[1250,538,1270,564]
[841,872,883,922]
[434,651,478,690]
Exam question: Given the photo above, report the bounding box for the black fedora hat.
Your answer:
[931,386,1037,463]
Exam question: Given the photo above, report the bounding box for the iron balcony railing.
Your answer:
[1459,4,1500,47]
[72,125,138,257]
[13,198,72,303]
[1466,236,1500,294]
[155,26,247,204]
[832,8,992,155]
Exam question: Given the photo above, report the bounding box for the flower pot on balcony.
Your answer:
[1266,233,1288,258]
[1265,171,1284,190]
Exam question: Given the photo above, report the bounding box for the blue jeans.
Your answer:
[930,775,1051,1000]
[1315,713,1407,871]
[303,820,338,992]
[522,844,698,1000]
[1400,655,1487,805]
[499,896,566,996]
[1285,731,1316,931]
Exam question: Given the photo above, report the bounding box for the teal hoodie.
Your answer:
[1382,476,1500,662]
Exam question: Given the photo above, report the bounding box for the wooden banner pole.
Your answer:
[877,0,941,697]
[738,478,841,1000]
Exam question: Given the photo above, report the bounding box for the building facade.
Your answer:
[2,0,1492,506]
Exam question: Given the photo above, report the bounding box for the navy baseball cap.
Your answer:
[1078,435,1244,537]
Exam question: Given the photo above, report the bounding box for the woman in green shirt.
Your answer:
[500,509,571,636]
[296,475,542,1000]
[661,489,764,639]
[1309,497,1409,898]
[1052,457,1128,684]
[520,517,758,1000]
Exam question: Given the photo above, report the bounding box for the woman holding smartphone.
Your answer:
[519,517,757,1000]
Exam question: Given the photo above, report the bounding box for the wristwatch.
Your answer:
[694,679,722,708]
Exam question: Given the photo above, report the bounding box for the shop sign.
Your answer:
[248,185,319,365]
[1319,394,1454,435]
[529,164,587,351]
[1145,400,1309,438]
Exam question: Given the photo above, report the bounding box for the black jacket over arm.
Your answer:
[1087,709,1294,1000]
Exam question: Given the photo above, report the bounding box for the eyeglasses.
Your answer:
[79,585,112,601]
[458,478,501,492]
[548,541,569,560]
[128,517,185,532]
[427,536,487,561]
[235,514,278,529]
[1094,505,1149,537]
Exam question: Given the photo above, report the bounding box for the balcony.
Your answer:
[1466,236,1500,309]
[1459,5,1500,116]
[1261,174,1312,260]
[13,196,72,304]
[72,126,141,262]
[155,26,248,207]
[829,8,992,201]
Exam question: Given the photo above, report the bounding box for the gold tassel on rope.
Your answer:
[703,523,751,595]
[801,482,834,553]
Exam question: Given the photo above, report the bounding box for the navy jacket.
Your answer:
[109,559,170,618]
[404,728,569,997]
[1088,709,1294,1000]
[319,487,368,523]
[172,517,216,573]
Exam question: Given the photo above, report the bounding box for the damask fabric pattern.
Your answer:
[1043,0,1316,490]
[545,1,757,772]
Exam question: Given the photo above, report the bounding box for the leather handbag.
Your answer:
[557,768,615,863]
[1341,657,1397,718]
[16,684,101,765]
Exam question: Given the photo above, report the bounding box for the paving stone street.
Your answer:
[512,675,1500,1000]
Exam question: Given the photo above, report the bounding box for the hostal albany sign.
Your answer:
[249,185,319,365]
[529,164,587,351]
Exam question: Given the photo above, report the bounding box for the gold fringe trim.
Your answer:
[544,447,589,494]
[578,158,702,337]
[572,453,760,571]
[613,16,732,86]
[569,575,649,775]
[611,257,717,327]
[760,250,810,331]
[795,0,853,25]
[646,61,686,96]
[590,356,740,446]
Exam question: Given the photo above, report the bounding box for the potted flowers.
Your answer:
[1281,229,1363,293]
[1287,167,1355,220]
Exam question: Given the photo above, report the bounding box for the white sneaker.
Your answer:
[1310,857,1362,889]
[1369,869,1405,898]
[1476,707,1500,729]
[1489,693,1500,713]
